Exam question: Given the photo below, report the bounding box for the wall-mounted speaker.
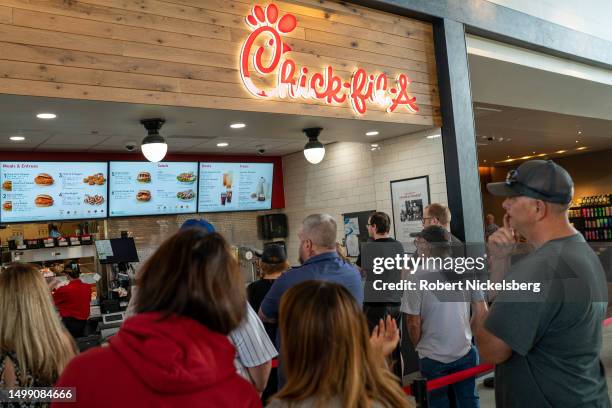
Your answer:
[258,214,288,240]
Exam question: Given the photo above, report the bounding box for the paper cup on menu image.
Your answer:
[223,172,233,188]
[256,178,265,196]
[264,182,271,200]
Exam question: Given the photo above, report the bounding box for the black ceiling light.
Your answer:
[140,118,167,162]
[303,127,325,164]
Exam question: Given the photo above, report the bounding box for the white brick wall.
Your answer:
[282,128,447,264]
[106,210,280,269]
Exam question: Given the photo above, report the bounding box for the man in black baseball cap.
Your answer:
[473,159,609,407]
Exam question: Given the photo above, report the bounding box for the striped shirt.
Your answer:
[229,303,278,380]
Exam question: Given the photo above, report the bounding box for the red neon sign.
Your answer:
[239,4,419,115]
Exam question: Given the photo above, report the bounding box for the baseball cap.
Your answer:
[180,218,216,234]
[410,225,450,243]
[487,160,573,204]
[261,244,287,264]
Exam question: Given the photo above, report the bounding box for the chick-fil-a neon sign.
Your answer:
[239,4,419,115]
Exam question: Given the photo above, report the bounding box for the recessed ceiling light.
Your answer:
[507,155,510,158]
[36,113,56,119]
[216,142,229,147]
[578,131,582,134]
[426,134,441,139]
[365,131,379,136]
[230,123,246,129]
[532,151,536,154]
[9,136,25,141]
[575,140,579,143]
[577,146,588,151]
[370,143,379,147]
[483,160,487,163]
[556,150,566,154]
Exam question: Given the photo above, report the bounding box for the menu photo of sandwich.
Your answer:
[3,201,12,211]
[34,173,54,186]
[2,180,11,191]
[136,190,151,202]
[35,194,54,207]
[137,172,151,183]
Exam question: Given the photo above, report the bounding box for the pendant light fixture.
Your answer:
[303,127,325,164]
[140,118,167,162]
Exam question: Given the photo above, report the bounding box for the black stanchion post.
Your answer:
[412,377,429,408]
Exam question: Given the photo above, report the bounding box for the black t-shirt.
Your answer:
[485,234,610,408]
[359,237,404,303]
[247,279,277,343]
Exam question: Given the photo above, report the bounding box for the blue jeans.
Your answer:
[419,346,480,408]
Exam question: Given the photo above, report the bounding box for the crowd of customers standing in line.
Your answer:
[0,159,609,408]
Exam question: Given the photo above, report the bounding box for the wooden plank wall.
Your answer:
[0,0,440,125]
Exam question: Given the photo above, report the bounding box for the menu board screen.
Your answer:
[0,162,108,223]
[198,162,274,212]
[109,162,198,217]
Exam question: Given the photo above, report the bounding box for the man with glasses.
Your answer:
[422,203,464,260]
[358,211,405,378]
[473,160,609,407]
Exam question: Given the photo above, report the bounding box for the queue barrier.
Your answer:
[403,363,494,407]
[403,318,612,407]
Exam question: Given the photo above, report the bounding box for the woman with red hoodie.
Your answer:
[52,229,261,408]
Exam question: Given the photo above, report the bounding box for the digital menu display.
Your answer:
[109,162,198,217]
[0,162,108,223]
[198,162,274,212]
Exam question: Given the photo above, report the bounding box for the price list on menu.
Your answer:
[108,162,199,217]
[0,162,108,223]
[198,162,274,212]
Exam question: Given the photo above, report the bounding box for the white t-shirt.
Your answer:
[401,267,483,363]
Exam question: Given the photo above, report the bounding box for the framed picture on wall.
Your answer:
[390,176,431,252]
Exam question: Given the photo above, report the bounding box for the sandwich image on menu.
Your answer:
[137,190,151,202]
[35,173,54,186]
[2,180,11,191]
[137,172,151,183]
[35,194,54,207]
[3,201,12,211]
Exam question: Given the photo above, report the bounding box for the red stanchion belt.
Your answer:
[403,363,494,396]
[404,318,612,395]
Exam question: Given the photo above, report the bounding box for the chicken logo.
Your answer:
[238,3,419,115]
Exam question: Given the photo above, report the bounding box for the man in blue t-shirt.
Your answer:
[259,214,363,385]
[260,213,363,322]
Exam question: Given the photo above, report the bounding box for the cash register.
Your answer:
[95,237,139,339]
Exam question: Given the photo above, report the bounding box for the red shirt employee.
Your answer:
[51,261,91,339]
